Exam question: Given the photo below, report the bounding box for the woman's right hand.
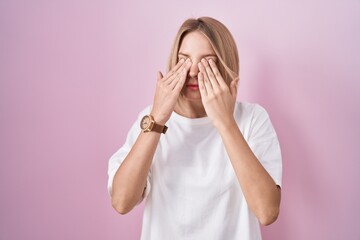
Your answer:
[151,58,191,124]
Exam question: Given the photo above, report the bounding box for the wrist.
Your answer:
[150,112,168,125]
[214,117,238,133]
[140,114,168,134]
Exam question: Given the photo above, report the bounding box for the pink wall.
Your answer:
[1,0,359,239]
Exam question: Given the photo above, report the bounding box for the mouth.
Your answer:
[186,84,199,90]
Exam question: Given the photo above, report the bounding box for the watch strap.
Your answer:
[152,122,168,134]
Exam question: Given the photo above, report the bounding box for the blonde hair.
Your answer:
[167,17,239,85]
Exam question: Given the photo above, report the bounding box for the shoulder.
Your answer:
[236,102,279,143]
[234,101,270,122]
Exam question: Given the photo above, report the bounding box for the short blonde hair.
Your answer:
[167,17,239,85]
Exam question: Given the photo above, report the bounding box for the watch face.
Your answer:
[140,115,151,130]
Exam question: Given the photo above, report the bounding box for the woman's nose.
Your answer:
[188,60,199,78]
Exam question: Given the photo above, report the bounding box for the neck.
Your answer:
[174,96,207,118]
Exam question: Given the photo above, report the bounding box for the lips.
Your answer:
[187,84,199,90]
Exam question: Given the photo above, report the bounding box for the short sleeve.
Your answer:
[107,106,152,203]
[247,105,282,187]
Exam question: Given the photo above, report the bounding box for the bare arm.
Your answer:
[217,121,281,225]
[111,58,192,214]
[198,58,281,225]
[111,131,160,214]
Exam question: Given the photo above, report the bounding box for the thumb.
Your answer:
[230,77,239,99]
[157,71,163,81]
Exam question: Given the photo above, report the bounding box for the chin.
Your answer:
[181,91,202,101]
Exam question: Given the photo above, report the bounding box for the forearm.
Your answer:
[111,59,191,214]
[111,131,160,214]
[217,120,281,225]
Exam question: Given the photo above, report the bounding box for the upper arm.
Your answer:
[248,105,283,187]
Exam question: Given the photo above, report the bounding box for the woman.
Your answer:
[108,17,282,240]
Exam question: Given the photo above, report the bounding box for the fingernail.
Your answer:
[179,59,185,63]
[186,58,190,63]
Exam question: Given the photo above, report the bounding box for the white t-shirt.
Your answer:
[108,102,282,240]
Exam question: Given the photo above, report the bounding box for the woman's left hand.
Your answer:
[198,58,239,129]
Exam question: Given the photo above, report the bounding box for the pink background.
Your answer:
[1,0,359,239]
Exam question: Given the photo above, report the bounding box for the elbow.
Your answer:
[258,207,280,226]
[111,196,134,215]
[112,204,131,215]
[258,186,281,226]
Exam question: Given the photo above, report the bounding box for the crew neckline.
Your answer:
[170,102,241,125]
[171,110,212,125]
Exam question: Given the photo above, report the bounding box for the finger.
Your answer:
[167,66,183,85]
[201,59,220,89]
[198,62,213,94]
[157,71,163,81]
[165,58,190,84]
[173,69,187,94]
[164,58,186,80]
[198,71,207,97]
[208,59,227,89]
[198,62,214,95]
[170,66,187,90]
[168,59,191,88]
[230,78,239,100]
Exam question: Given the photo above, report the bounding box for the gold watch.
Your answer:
[140,115,168,134]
